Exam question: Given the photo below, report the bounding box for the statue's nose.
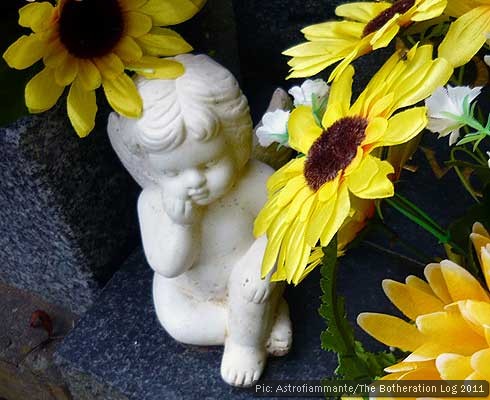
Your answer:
[185,169,206,188]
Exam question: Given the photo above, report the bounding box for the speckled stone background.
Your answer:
[0,100,140,315]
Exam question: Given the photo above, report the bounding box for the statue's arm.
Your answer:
[137,187,201,278]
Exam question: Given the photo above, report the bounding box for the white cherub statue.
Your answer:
[107,54,292,387]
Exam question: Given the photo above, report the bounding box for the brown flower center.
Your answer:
[363,0,416,37]
[304,116,367,191]
[59,0,124,59]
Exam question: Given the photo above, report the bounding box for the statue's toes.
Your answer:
[220,342,266,387]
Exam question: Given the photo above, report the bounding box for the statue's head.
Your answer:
[108,54,253,205]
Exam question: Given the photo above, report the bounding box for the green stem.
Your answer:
[449,146,483,203]
[384,194,466,256]
[392,193,448,235]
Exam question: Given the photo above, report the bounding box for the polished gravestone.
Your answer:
[55,134,474,399]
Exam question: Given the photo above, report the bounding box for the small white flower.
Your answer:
[288,79,329,107]
[256,109,290,147]
[425,85,482,145]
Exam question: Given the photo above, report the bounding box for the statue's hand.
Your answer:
[241,273,274,304]
[162,195,202,226]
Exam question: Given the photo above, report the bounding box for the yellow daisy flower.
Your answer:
[358,222,490,386]
[283,0,447,81]
[3,0,205,137]
[439,0,490,68]
[254,44,453,284]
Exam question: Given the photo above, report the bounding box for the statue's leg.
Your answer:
[266,297,292,356]
[221,261,281,387]
[153,273,226,345]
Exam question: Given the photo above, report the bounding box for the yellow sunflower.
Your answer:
[439,0,490,68]
[254,44,453,284]
[3,0,205,137]
[283,0,447,81]
[358,222,490,387]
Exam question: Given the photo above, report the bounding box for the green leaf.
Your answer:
[319,236,354,355]
[319,236,397,381]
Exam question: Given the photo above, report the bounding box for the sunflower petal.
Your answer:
[357,313,426,351]
[43,39,68,68]
[25,68,64,113]
[287,106,322,153]
[363,117,388,145]
[439,6,490,68]
[67,81,97,138]
[102,73,142,118]
[335,2,392,23]
[347,156,394,199]
[77,60,102,91]
[113,36,143,61]
[140,0,206,26]
[320,182,350,245]
[93,54,125,80]
[369,15,401,50]
[119,0,147,11]
[55,56,79,86]
[125,11,153,38]
[260,213,289,277]
[266,157,305,194]
[128,56,185,79]
[325,64,354,119]
[136,27,193,56]
[3,34,46,70]
[305,194,337,247]
[380,107,427,147]
[18,2,53,32]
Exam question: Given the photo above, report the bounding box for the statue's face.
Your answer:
[147,135,237,205]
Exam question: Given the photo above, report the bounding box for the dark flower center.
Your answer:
[363,0,416,37]
[59,0,124,59]
[304,116,367,191]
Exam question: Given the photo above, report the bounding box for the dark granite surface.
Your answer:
[0,100,140,315]
[55,132,475,400]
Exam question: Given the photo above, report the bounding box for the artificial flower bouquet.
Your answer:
[254,0,490,389]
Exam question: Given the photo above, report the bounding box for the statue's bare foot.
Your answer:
[267,299,292,357]
[221,340,266,387]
